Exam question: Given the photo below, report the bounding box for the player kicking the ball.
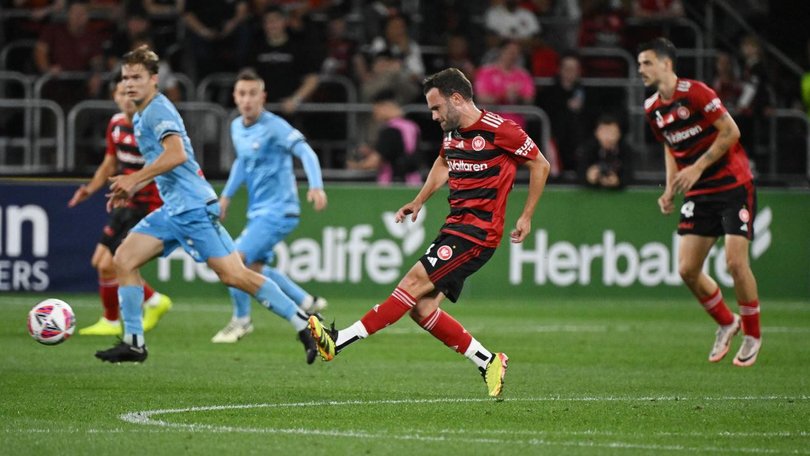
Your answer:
[638,38,762,366]
[308,68,550,398]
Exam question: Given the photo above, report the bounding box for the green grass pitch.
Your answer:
[2,294,809,455]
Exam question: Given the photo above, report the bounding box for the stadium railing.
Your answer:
[0,98,64,174]
[65,100,230,174]
[0,70,33,99]
[196,72,359,104]
[0,39,37,73]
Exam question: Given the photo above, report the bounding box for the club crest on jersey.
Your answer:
[437,245,453,261]
[676,106,690,119]
[472,135,486,151]
[738,208,750,223]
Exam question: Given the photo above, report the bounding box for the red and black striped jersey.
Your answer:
[644,78,752,196]
[439,110,540,247]
[106,113,162,211]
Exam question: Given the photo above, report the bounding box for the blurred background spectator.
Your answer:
[711,51,742,114]
[577,113,632,189]
[361,14,425,84]
[357,49,420,105]
[427,33,477,82]
[475,40,536,127]
[736,34,775,167]
[182,0,251,81]
[536,52,587,174]
[347,90,422,186]
[251,6,322,116]
[4,0,66,40]
[34,0,106,109]
[577,0,627,77]
[484,0,540,49]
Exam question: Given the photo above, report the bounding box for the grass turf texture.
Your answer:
[2,294,809,455]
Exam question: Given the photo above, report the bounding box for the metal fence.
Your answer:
[1,76,808,186]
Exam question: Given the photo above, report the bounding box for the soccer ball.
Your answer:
[27,299,76,345]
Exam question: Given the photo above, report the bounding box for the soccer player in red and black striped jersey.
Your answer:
[309,68,551,398]
[638,38,761,366]
[68,75,172,337]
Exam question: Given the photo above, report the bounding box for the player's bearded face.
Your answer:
[637,50,662,87]
[427,89,460,132]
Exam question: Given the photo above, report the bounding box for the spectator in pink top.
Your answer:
[474,40,536,127]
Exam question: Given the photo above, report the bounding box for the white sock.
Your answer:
[123,333,145,348]
[464,338,492,370]
[288,311,309,332]
[335,321,368,349]
[144,292,162,307]
[232,316,251,325]
[299,295,314,312]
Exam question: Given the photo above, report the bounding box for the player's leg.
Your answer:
[80,244,122,335]
[207,252,316,363]
[241,216,326,314]
[261,265,327,314]
[211,253,256,343]
[308,259,435,361]
[725,235,761,366]
[94,231,164,363]
[717,184,761,366]
[678,234,740,361]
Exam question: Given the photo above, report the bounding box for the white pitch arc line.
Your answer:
[119,397,810,455]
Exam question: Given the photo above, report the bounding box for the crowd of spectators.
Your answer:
[0,0,804,183]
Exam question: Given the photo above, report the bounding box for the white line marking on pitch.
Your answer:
[116,397,810,454]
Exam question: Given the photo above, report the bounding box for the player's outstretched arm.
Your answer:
[511,154,550,243]
[292,140,327,211]
[396,155,449,223]
[69,153,117,207]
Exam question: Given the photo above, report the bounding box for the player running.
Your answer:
[638,38,762,366]
[68,74,171,336]
[308,68,550,398]
[211,69,328,344]
[95,45,317,363]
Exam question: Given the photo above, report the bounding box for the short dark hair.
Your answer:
[596,113,620,126]
[638,37,678,67]
[235,67,265,90]
[422,68,473,100]
[371,89,398,104]
[236,68,262,83]
[122,44,160,75]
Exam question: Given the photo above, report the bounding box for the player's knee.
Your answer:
[725,256,749,279]
[678,263,700,284]
[217,270,241,288]
[97,262,116,277]
[112,252,132,274]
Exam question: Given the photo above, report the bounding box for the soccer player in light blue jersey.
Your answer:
[95,45,318,364]
[211,69,328,343]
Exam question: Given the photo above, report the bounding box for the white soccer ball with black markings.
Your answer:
[27,299,76,345]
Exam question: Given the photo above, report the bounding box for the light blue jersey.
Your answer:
[223,111,323,219]
[134,93,217,215]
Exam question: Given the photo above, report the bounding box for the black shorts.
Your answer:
[99,206,150,254]
[419,232,495,303]
[677,182,756,239]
